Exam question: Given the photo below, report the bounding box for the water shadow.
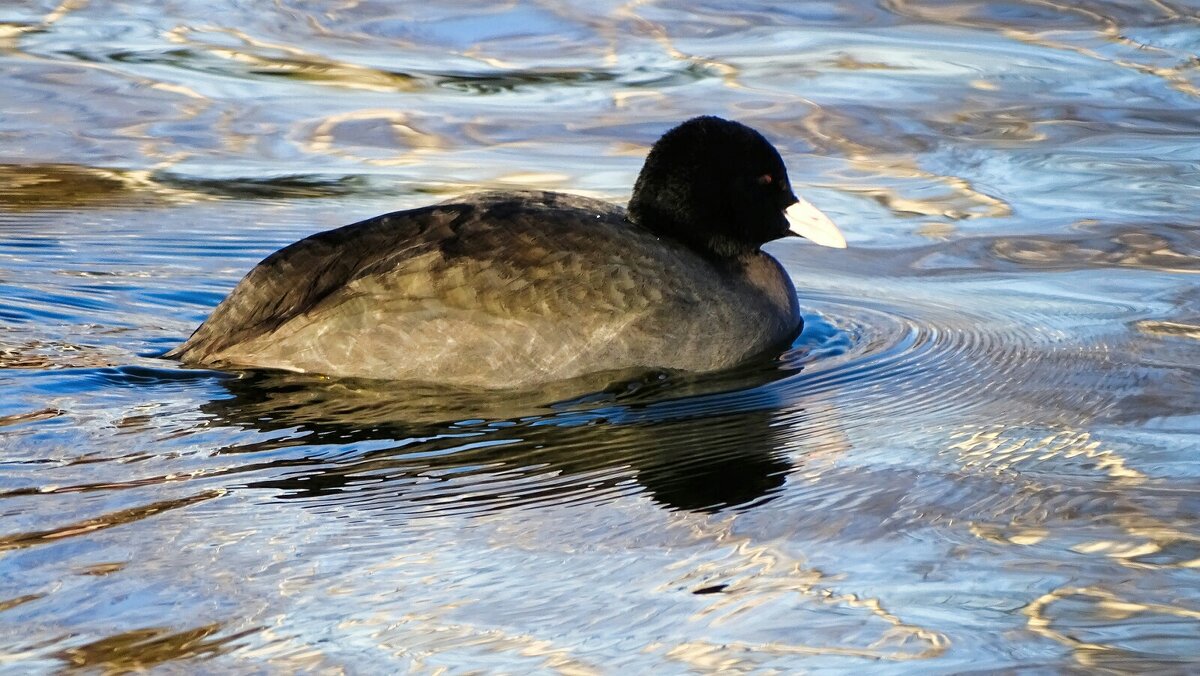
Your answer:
[198,367,817,515]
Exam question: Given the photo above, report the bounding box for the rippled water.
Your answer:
[2,0,1199,672]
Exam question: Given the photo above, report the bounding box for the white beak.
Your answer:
[785,197,847,248]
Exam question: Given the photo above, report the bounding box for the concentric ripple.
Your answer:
[0,242,1144,526]
[37,248,1113,526]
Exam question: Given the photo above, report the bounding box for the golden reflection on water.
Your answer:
[2,0,1200,671]
[9,0,1073,233]
[1025,587,1200,670]
[19,0,1034,231]
[0,407,62,427]
[0,490,224,552]
[58,624,255,672]
[0,165,172,210]
[662,521,949,666]
[887,0,1200,97]
[341,608,607,674]
[950,422,1200,666]
[166,25,427,94]
[0,593,44,613]
[1136,319,1200,340]
[798,107,1013,228]
[950,426,1145,482]
[303,109,446,167]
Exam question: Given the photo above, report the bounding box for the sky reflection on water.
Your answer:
[1,0,1199,672]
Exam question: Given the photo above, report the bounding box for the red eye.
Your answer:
[756,174,773,185]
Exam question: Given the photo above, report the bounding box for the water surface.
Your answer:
[2,0,1199,672]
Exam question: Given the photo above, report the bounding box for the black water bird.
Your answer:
[169,116,846,388]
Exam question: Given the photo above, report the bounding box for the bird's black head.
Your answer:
[628,116,844,258]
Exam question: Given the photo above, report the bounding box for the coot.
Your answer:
[168,116,846,388]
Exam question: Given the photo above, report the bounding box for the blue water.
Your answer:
[1,1,1199,671]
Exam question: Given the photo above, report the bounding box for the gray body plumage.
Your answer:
[169,191,801,388]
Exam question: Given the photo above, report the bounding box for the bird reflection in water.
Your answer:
[198,367,813,515]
